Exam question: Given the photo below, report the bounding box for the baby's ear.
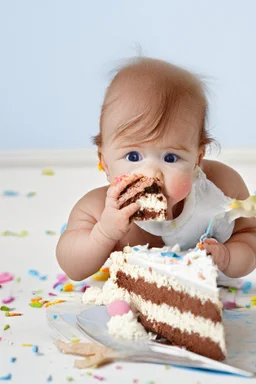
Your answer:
[197,146,205,166]
[100,154,110,181]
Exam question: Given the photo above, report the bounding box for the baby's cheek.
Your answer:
[167,173,192,201]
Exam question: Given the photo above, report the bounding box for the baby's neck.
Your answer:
[167,199,185,220]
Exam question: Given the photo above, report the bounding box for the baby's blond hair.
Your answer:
[92,57,214,154]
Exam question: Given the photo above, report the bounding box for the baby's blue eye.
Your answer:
[126,151,142,162]
[164,153,179,163]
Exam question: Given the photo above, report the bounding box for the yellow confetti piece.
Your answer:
[44,299,66,308]
[31,297,42,303]
[22,343,33,347]
[251,296,256,301]
[93,269,110,281]
[42,169,55,176]
[71,339,80,343]
[62,283,74,292]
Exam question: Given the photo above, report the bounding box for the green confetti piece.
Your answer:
[27,191,36,198]
[4,324,10,331]
[66,377,73,382]
[16,277,21,283]
[29,302,43,308]
[45,230,56,236]
[1,306,10,311]
[5,312,10,317]
[18,230,28,238]
[228,287,237,293]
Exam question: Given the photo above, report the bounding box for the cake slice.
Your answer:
[118,176,167,221]
[83,245,226,361]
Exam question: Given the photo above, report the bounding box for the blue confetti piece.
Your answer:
[3,190,19,197]
[39,275,48,281]
[161,251,182,259]
[46,375,53,382]
[133,247,139,251]
[32,345,38,353]
[10,357,16,363]
[60,223,67,234]
[53,283,63,292]
[0,373,12,380]
[242,281,252,294]
[28,269,39,277]
[52,314,58,319]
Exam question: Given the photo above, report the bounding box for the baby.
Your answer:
[56,57,256,281]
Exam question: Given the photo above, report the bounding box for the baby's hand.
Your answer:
[202,238,230,272]
[98,174,141,242]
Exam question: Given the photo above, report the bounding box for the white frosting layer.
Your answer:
[119,245,219,294]
[137,193,166,211]
[83,283,225,354]
[107,310,148,340]
[126,289,226,354]
[110,255,221,305]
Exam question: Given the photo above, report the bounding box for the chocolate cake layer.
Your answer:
[118,176,162,208]
[119,187,162,209]
[116,271,221,323]
[130,208,166,221]
[140,314,225,361]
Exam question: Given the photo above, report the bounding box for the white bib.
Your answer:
[135,167,235,251]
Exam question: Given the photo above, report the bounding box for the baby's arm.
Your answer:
[56,175,140,281]
[202,160,256,278]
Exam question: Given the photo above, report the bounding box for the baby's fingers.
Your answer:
[106,174,142,202]
[121,202,140,220]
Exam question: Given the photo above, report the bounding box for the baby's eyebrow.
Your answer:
[161,145,189,152]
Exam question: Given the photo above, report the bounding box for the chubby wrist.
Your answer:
[91,222,119,247]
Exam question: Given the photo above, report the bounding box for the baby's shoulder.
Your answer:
[71,185,108,222]
[201,159,249,199]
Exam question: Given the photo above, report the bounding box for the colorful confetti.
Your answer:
[45,230,56,236]
[0,373,12,381]
[93,375,105,382]
[42,169,55,176]
[2,296,15,304]
[0,273,14,284]
[0,306,10,312]
[3,324,10,331]
[32,345,39,353]
[1,230,28,237]
[242,281,252,294]
[2,190,19,197]
[10,357,16,363]
[26,191,36,198]
[6,312,22,317]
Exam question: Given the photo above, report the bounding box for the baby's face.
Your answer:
[101,101,204,209]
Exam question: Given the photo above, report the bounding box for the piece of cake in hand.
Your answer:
[83,244,226,361]
[118,176,167,221]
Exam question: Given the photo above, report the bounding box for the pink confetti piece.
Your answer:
[223,301,239,309]
[93,375,105,381]
[0,273,14,284]
[2,297,15,304]
[48,292,57,296]
[56,273,68,283]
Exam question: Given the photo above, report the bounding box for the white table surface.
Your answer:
[1,163,256,384]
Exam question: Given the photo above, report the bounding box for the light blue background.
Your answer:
[0,0,256,150]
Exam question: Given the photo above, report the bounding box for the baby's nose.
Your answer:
[139,167,164,183]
